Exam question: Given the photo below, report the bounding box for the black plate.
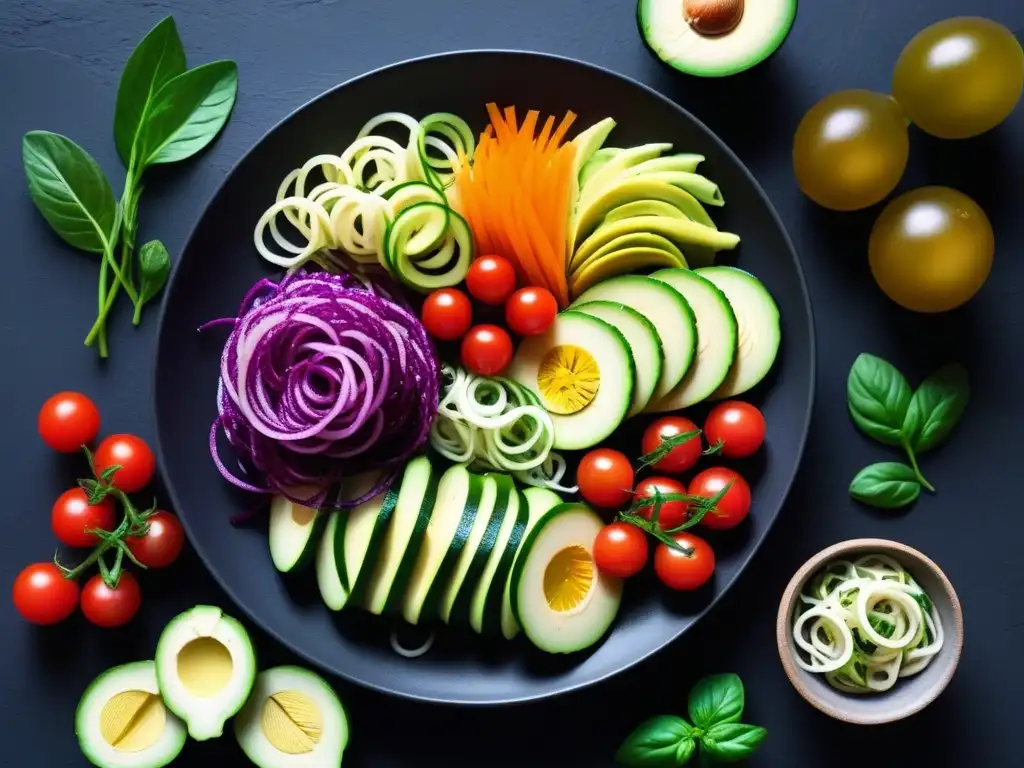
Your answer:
[153,50,815,705]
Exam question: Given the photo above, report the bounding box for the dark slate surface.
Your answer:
[1,0,1022,765]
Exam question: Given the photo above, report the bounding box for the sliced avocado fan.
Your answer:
[76,660,187,768]
[155,605,257,741]
[234,665,349,768]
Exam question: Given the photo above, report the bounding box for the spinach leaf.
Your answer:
[847,353,913,446]
[135,60,238,168]
[701,723,767,763]
[687,674,744,730]
[113,16,186,166]
[616,715,695,767]
[138,240,171,305]
[849,462,921,509]
[22,131,117,254]
[902,364,970,454]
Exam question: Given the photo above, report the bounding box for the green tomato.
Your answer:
[869,186,993,313]
[793,90,909,211]
[893,17,1024,139]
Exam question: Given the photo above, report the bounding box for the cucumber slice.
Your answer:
[695,266,782,399]
[501,487,563,639]
[648,268,738,409]
[573,300,662,417]
[509,502,622,653]
[444,473,513,626]
[508,311,634,451]
[234,666,349,768]
[362,456,438,615]
[76,661,187,768]
[338,484,400,610]
[470,483,527,635]
[571,274,696,406]
[401,465,483,625]
[268,493,325,573]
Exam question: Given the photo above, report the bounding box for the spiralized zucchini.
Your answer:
[429,364,577,494]
[254,111,475,291]
[792,555,944,693]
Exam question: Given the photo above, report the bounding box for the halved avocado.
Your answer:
[234,666,349,768]
[76,661,187,768]
[638,0,797,78]
[155,605,257,741]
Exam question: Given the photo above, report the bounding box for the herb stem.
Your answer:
[95,248,109,358]
[902,439,935,492]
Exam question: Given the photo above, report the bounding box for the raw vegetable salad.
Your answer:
[204,102,783,658]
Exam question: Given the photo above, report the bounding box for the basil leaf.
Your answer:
[687,673,744,730]
[616,715,695,767]
[138,240,171,304]
[849,462,921,509]
[903,364,969,454]
[846,353,912,446]
[135,60,238,168]
[675,737,696,764]
[22,131,118,254]
[701,723,767,763]
[114,16,186,166]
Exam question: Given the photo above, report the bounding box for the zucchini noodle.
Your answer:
[254,111,475,291]
[791,554,944,694]
[429,364,577,494]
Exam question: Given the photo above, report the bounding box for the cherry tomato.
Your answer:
[703,401,766,459]
[634,476,689,530]
[655,532,715,591]
[466,255,517,305]
[93,434,155,494]
[421,288,473,341]
[80,572,141,628]
[593,522,648,578]
[641,416,702,473]
[37,392,100,453]
[460,325,513,376]
[12,563,80,625]
[51,489,117,548]
[505,287,558,336]
[126,511,185,569]
[689,467,751,530]
[576,449,635,508]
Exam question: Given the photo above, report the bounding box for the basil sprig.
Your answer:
[21,16,237,358]
[846,354,970,509]
[616,674,766,766]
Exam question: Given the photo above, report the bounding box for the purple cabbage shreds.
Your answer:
[206,269,440,510]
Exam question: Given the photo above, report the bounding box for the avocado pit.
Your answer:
[176,637,234,698]
[684,0,743,36]
[100,690,166,753]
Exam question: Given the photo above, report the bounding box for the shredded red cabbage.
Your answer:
[205,269,440,509]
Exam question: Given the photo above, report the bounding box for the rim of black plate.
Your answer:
[151,48,817,706]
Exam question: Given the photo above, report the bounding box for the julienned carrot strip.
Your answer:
[549,111,577,149]
[536,115,555,154]
[504,105,518,135]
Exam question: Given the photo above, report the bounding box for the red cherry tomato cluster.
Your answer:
[13,392,184,629]
[582,401,766,592]
[420,255,558,377]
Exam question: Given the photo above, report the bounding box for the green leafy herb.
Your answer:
[687,674,744,730]
[22,15,237,358]
[638,429,701,470]
[846,353,912,446]
[701,723,767,762]
[137,240,171,310]
[846,355,969,507]
[848,462,921,509]
[616,716,695,767]
[616,674,766,766]
[902,364,970,454]
[617,483,731,552]
[114,15,187,165]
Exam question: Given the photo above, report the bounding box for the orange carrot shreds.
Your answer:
[452,105,579,308]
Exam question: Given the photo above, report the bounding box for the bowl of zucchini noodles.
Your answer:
[777,539,963,724]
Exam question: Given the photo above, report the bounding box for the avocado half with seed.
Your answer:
[638,0,797,77]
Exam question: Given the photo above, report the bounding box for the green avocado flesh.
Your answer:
[638,0,797,77]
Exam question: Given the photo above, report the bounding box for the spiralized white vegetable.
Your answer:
[792,555,944,693]
[429,364,577,494]
[254,111,475,273]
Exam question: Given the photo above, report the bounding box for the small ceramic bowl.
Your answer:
[777,538,963,725]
